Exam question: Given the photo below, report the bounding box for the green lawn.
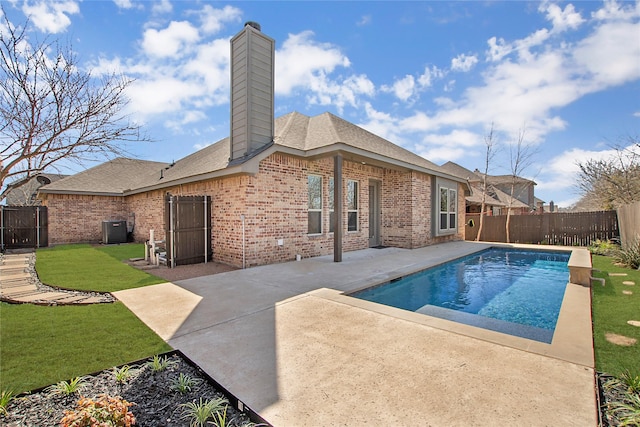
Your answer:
[36,244,165,292]
[0,243,171,394]
[0,303,171,393]
[591,255,640,376]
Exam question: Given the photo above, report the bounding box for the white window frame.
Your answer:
[308,175,322,235]
[347,179,358,232]
[436,179,457,236]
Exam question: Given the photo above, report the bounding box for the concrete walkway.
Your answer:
[114,241,598,426]
[0,252,113,304]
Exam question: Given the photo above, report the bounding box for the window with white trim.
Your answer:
[308,175,322,234]
[347,180,358,232]
[437,180,457,235]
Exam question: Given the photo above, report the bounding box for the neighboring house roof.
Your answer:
[40,111,466,197]
[439,162,481,182]
[465,186,505,207]
[489,185,530,209]
[484,174,536,186]
[5,174,68,205]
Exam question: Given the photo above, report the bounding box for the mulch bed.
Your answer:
[597,372,640,426]
[2,351,269,426]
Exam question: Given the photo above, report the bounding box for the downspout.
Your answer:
[334,154,343,262]
[169,196,175,268]
[204,197,208,264]
[241,214,246,269]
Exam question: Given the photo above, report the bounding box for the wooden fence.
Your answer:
[617,201,640,248]
[1,205,48,250]
[465,210,619,246]
[165,194,212,267]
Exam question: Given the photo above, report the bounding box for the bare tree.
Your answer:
[475,124,497,242]
[0,10,148,201]
[576,137,640,210]
[505,127,536,243]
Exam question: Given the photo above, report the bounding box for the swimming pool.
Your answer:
[350,248,570,343]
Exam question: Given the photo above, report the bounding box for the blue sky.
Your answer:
[3,0,639,207]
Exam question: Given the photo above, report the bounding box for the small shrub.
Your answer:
[180,397,228,427]
[146,355,177,373]
[609,392,640,427]
[0,389,15,416]
[606,370,640,395]
[614,240,640,269]
[209,406,228,427]
[170,373,200,394]
[46,376,88,397]
[60,394,135,427]
[113,365,137,384]
[588,239,620,256]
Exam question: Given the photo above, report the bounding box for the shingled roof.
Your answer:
[40,111,464,197]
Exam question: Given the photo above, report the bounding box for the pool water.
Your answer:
[351,248,570,343]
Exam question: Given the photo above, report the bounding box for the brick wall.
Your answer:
[42,194,127,244]
[43,152,463,267]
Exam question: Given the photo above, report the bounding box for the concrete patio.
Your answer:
[114,241,598,426]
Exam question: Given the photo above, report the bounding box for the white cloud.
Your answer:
[591,0,637,21]
[113,0,134,10]
[195,5,242,35]
[152,0,172,15]
[21,0,79,33]
[451,53,478,72]
[141,21,200,58]
[357,15,372,26]
[417,65,444,88]
[383,66,445,102]
[573,20,640,89]
[276,31,350,94]
[540,2,585,32]
[274,30,373,111]
[382,75,416,102]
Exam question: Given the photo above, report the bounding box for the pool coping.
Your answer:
[325,242,594,368]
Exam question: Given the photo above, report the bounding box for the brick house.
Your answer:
[38,23,468,268]
[440,161,536,216]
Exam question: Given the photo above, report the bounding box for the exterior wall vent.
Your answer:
[229,22,275,162]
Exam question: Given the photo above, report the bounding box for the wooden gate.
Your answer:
[165,194,212,267]
[1,205,48,250]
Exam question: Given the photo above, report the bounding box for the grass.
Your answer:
[0,243,171,394]
[592,255,640,376]
[35,243,165,292]
[0,302,171,393]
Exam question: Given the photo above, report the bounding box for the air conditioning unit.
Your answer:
[102,220,127,244]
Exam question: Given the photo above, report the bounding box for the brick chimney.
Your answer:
[229,21,275,163]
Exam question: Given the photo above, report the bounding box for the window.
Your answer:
[437,180,457,234]
[308,175,322,234]
[329,178,335,233]
[347,180,358,231]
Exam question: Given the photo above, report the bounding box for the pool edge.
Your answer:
[324,243,595,368]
